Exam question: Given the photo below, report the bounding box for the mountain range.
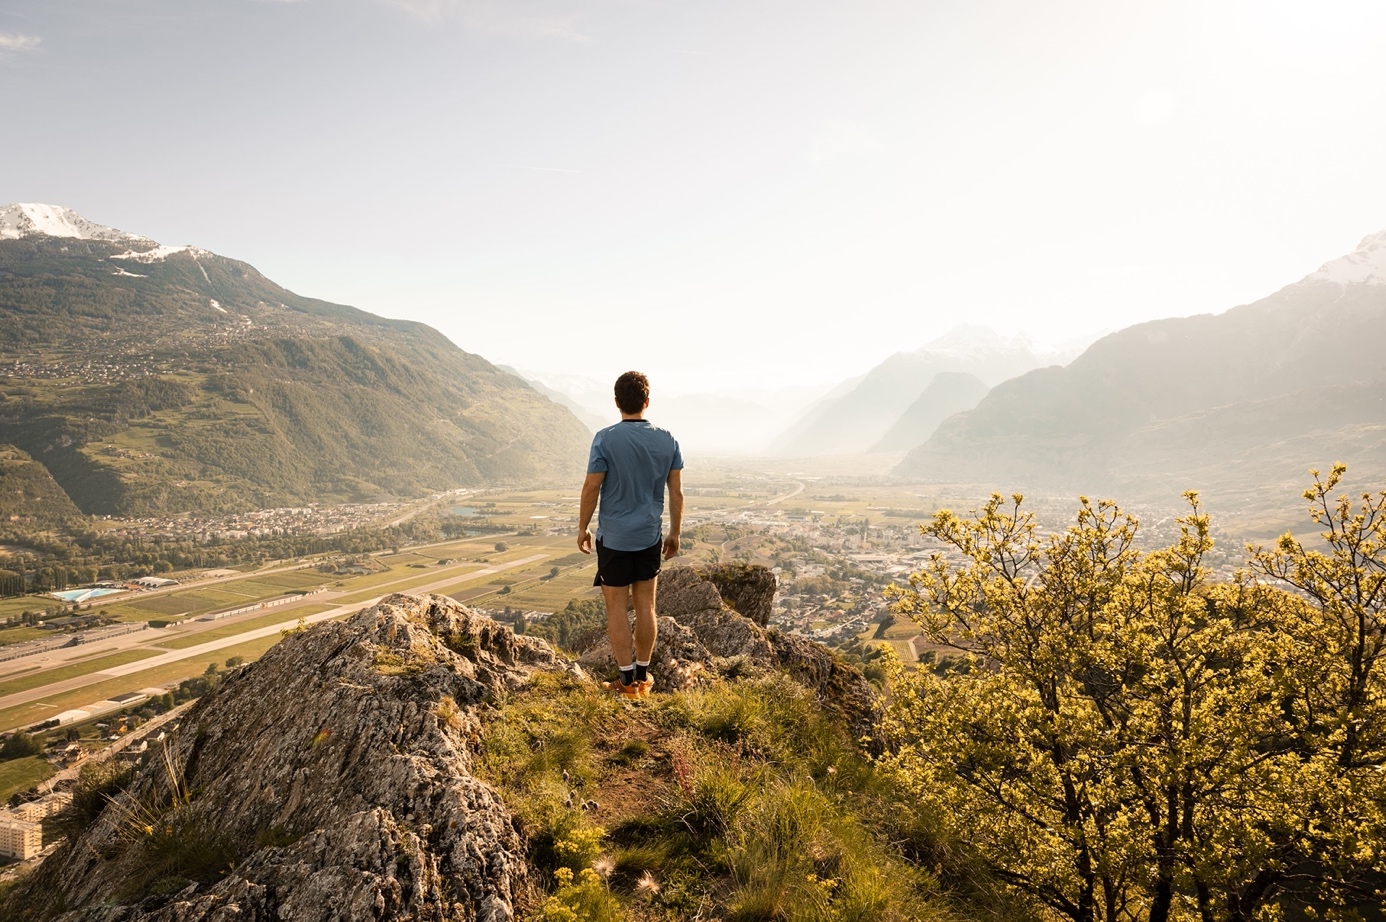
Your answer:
[523,327,1086,458]
[768,326,1085,456]
[0,203,590,517]
[514,368,837,455]
[896,229,1386,499]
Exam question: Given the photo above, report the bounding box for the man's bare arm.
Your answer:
[663,468,684,560]
[578,471,604,553]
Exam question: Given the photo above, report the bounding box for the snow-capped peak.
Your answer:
[1305,228,1386,287]
[0,203,150,243]
[916,324,1034,359]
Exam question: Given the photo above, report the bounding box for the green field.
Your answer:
[232,570,333,594]
[0,649,161,698]
[471,562,600,611]
[0,624,51,647]
[151,603,338,650]
[0,631,300,732]
[118,591,236,617]
[0,755,56,802]
[0,528,639,733]
[109,583,255,612]
[374,551,440,567]
[87,571,329,624]
[328,545,572,604]
[0,596,60,620]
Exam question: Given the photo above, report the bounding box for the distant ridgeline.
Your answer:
[770,326,1068,457]
[896,229,1386,498]
[0,204,589,516]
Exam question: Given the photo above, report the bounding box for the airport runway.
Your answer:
[0,552,553,730]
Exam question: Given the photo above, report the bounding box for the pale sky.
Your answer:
[3,0,1385,395]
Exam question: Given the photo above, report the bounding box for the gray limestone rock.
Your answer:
[702,564,777,628]
[5,594,553,922]
[655,566,725,620]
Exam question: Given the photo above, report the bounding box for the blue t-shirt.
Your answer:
[587,419,683,551]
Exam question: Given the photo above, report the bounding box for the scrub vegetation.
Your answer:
[478,670,1009,922]
[883,465,1386,922]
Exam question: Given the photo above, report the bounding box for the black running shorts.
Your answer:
[593,538,662,587]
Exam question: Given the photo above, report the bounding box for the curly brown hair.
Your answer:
[614,371,650,415]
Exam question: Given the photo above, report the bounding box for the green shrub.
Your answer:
[0,731,41,761]
[54,758,135,837]
[538,867,623,922]
[115,812,240,900]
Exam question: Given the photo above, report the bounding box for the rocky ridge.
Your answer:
[8,594,559,921]
[4,565,878,921]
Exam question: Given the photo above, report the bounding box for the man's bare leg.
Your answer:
[602,584,634,668]
[631,578,658,665]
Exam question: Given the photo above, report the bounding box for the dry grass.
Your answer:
[479,672,967,922]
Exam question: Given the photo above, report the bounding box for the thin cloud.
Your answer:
[0,32,41,53]
[384,0,589,42]
[1134,89,1177,126]
[811,120,886,164]
[504,164,583,173]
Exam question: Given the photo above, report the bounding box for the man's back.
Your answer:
[578,371,685,698]
[588,419,681,552]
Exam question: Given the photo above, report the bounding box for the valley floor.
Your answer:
[0,457,1326,786]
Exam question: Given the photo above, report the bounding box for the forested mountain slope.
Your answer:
[0,205,590,515]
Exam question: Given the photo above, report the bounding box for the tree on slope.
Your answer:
[1250,464,1386,902]
[881,482,1386,922]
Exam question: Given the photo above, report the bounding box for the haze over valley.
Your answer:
[5,2,1386,919]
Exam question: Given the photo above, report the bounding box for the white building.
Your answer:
[10,791,72,823]
[0,818,42,860]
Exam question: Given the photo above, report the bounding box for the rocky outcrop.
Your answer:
[701,564,776,628]
[7,573,882,921]
[5,594,562,922]
[578,565,881,740]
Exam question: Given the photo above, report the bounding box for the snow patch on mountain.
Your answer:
[109,244,213,263]
[0,203,150,243]
[916,324,1092,365]
[1306,229,1386,286]
[0,204,219,267]
[112,268,147,278]
[916,324,1035,360]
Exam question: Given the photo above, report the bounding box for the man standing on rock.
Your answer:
[578,371,684,698]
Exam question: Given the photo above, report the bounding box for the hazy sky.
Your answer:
[3,0,1385,394]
